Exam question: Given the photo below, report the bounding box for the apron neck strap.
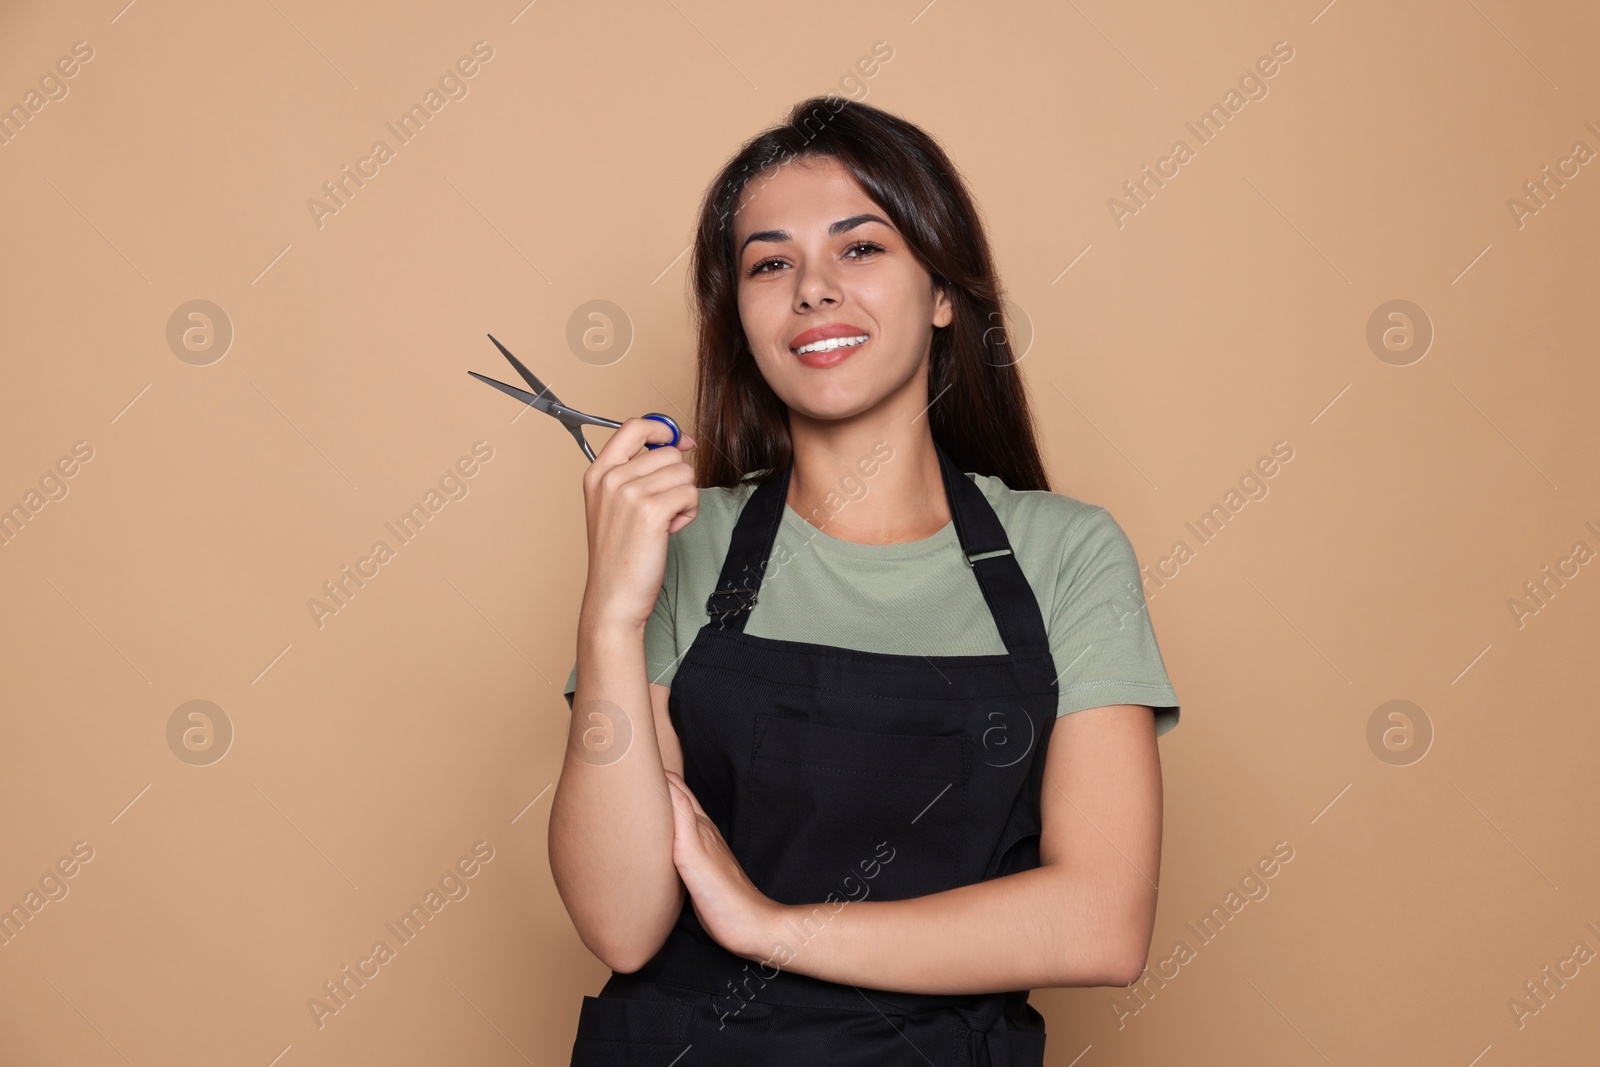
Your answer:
[703,441,1052,656]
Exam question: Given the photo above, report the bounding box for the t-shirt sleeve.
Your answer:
[1049,506,1180,736]
[563,543,681,710]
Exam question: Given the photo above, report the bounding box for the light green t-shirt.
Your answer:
[564,471,1180,736]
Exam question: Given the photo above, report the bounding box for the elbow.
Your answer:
[1042,940,1146,989]
[1104,915,1158,988]
[598,947,649,975]
[1105,945,1151,988]
[1077,888,1157,988]
[579,895,681,974]
[1106,877,1160,987]
[1039,926,1152,988]
[587,930,663,975]
[1045,870,1158,988]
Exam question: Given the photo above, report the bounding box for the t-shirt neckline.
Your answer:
[779,501,959,560]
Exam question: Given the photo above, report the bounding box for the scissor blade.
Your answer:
[469,370,556,414]
[486,333,563,406]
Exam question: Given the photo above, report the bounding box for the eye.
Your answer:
[744,240,887,277]
[746,256,783,277]
[843,240,885,260]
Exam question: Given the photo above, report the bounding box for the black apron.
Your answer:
[571,442,1060,1066]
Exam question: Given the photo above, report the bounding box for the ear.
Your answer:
[932,282,954,329]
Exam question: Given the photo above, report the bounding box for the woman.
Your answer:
[550,96,1180,1065]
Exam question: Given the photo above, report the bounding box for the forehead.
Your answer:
[731,156,884,242]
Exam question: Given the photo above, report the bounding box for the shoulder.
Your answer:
[966,472,1148,618]
[664,479,761,570]
[967,472,1122,565]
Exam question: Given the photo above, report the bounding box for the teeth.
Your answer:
[794,334,869,356]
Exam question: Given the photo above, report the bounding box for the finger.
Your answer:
[586,442,697,518]
[673,777,712,821]
[664,771,697,810]
[587,434,694,499]
[649,479,700,537]
[585,469,698,547]
[666,490,699,535]
[591,416,688,469]
[667,775,703,820]
[665,780,693,847]
[605,463,697,524]
[665,774,723,847]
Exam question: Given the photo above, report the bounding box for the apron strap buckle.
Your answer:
[705,585,760,618]
[964,548,1014,567]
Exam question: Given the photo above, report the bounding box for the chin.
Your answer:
[781,391,884,423]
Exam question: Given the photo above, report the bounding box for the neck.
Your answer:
[784,408,951,546]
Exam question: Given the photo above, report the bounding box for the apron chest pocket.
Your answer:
[739,712,972,905]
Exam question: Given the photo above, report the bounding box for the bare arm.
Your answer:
[546,419,697,974]
[738,704,1163,991]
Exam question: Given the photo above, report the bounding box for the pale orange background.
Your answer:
[2,0,1598,1063]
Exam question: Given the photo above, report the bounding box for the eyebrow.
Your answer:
[738,213,893,257]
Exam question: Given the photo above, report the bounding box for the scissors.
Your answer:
[469,333,681,462]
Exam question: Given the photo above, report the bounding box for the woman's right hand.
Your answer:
[579,417,699,631]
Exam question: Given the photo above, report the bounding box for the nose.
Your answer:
[792,258,842,312]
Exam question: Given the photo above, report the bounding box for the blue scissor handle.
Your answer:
[640,413,681,450]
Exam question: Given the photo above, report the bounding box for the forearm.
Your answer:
[548,612,682,972]
[751,863,1152,994]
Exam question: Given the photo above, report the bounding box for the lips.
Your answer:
[789,323,870,352]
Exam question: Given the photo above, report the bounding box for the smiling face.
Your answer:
[731,155,953,424]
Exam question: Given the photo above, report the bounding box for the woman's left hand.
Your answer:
[664,769,782,961]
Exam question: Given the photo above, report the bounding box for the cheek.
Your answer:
[857,275,923,337]
[738,286,791,353]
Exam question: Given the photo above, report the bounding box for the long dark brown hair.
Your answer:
[686,96,1052,493]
